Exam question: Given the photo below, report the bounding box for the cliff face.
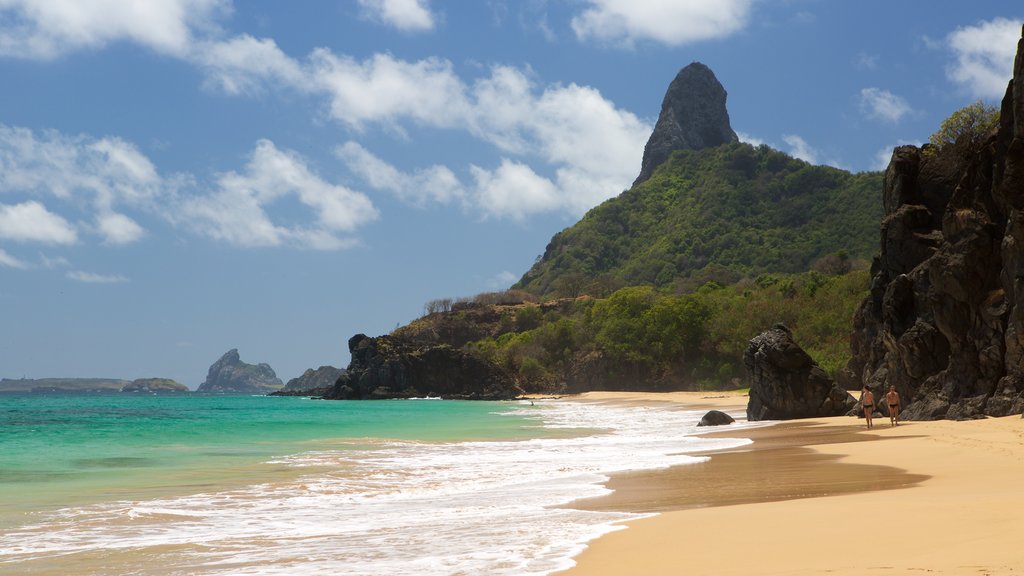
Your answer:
[197,349,283,394]
[848,26,1024,420]
[634,62,738,186]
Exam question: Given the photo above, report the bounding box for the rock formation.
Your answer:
[697,409,736,427]
[281,366,345,393]
[745,324,857,420]
[634,62,738,185]
[121,378,188,393]
[847,25,1024,420]
[197,349,283,394]
[323,333,522,400]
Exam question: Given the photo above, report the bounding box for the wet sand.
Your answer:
[559,391,1024,576]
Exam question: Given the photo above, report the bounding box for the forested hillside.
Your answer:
[515,142,882,296]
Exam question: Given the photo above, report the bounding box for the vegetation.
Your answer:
[928,100,1000,158]
[514,142,882,297]
[457,267,868,392]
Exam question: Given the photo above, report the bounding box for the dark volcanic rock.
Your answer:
[282,366,345,393]
[634,62,738,185]
[847,25,1024,420]
[197,349,283,394]
[697,409,736,427]
[323,334,522,400]
[745,324,857,421]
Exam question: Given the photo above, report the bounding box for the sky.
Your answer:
[0,0,1020,388]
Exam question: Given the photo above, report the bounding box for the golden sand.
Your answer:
[559,391,1024,576]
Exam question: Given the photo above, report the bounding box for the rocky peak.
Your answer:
[197,348,283,394]
[634,62,738,185]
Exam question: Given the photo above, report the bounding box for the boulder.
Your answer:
[745,324,857,421]
[697,410,735,427]
[197,349,283,394]
[634,62,738,185]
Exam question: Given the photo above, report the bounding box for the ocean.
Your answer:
[0,393,754,575]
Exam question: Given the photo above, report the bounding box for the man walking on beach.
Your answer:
[861,386,875,429]
[886,385,901,426]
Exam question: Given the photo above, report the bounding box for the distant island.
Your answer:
[0,377,188,394]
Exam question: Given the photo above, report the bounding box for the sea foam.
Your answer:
[1,399,756,575]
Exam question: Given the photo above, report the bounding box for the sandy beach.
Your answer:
[560,391,1024,576]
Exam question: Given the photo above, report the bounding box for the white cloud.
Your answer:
[0,201,78,244]
[0,248,28,269]
[947,17,1022,99]
[357,0,436,32]
[66,270,129,283]
[854,52,879,70]
[486,270,519,290]
[858,87,912,123]
[470,159,561,221]
[736,131,765,147]
[336,142,464,206]
[0,0,227,59]
[782,134,818,164]
[570,0,753,47]
[194,35,306,95]
[96,212,145,245]
[309,51,470,131]
[181,140,378,249]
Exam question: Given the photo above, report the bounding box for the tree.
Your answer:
[929,100,999,158]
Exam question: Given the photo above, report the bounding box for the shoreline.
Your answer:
[556,391,1024,575]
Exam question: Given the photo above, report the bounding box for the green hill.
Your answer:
[515,142,882,296]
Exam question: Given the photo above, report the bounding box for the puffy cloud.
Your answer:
[0,201,78,244]
[0,248,28,268]
[66,270,129,283]
[858,88,912,123]
[336,142,464,206]
[180,139,378,249]
[947,17,1022,99]
[470,159,561,221]
[736,131,765,147]
[193,35,306,95]
[357,0,436,32]
[0,0,227,59]
[570,0,753,47]
[782,134,818,164]
[0,124,165,244]
[309,51,470,131]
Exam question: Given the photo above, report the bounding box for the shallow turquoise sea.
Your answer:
[0,393,752,575]
[0,394,547,524]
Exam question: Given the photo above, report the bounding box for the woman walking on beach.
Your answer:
[886,385,901,426]
[861,386,875,429]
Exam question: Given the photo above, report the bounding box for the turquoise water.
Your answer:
[0,394,544,523]
[0,393,754,575]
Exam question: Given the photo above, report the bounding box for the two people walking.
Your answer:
[861,385,900,429]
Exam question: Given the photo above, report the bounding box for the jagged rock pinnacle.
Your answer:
[634,62,738,186]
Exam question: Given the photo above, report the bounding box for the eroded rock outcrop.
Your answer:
[745,324,856,421]
[197,349,283,394]
[323,334,522,400]
[281,365,345,393]
[634,62,738,186]
[848,25,1024,420]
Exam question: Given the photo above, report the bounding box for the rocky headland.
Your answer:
[322,332,521,400]
[197,349,283,394]
[847,25,1024,420]
[0,377,188,394]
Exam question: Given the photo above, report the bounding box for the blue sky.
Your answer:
[0,0,1020,387]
